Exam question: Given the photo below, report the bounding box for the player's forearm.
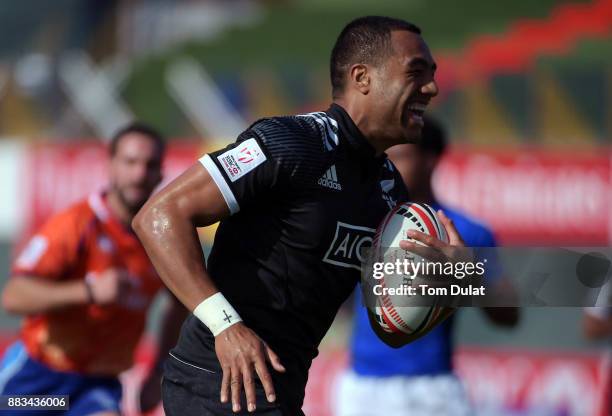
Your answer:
[133,195,218,311]
[583,314,612,340]
[483,307,519,327]
[155,293,189,367]
[139,294,188,413]
[482,279,520,327]
[2,276,88,315]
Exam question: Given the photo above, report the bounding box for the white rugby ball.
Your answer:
[371,202,449,335]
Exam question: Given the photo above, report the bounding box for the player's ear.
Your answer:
[349,64,370,94]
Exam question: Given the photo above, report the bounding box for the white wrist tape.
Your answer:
[193,292,242,336]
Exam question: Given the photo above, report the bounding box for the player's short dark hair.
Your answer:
[109,122,166,158]
[330,16,421,98]
[419,116,447,157]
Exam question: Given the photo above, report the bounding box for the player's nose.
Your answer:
[421,79,438,97]
[131,162,150,182]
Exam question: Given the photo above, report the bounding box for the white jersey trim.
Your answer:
[199,154,240,215]
[297,112,339,151]
[88,192,110,222]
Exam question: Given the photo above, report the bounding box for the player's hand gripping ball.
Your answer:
[371,202,453,336]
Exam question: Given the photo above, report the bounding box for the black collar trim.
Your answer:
[326,103,377,158]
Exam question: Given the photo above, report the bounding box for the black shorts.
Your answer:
[162,354,303,416]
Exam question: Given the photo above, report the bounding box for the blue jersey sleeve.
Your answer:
[471,224,503,286]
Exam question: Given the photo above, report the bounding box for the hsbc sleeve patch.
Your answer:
[216,138,267,182]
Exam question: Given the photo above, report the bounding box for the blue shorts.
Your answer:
[0,342,122,416]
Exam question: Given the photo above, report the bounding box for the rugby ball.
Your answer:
[371,202,449,335]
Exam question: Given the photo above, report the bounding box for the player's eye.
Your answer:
[123,157,138,166]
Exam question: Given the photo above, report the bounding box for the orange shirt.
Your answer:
[12,193,163,376]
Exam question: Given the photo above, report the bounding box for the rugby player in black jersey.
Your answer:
[134,16,465,415]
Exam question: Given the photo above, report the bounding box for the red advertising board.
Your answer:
[18,144,612,246]
[434,148,611,245]
[455,347,611,416]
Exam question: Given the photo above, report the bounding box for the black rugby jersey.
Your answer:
[167,104,408,412]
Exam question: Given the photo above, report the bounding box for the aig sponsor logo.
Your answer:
[323,222,375,270]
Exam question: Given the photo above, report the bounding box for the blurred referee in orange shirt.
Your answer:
[0,123,188,415]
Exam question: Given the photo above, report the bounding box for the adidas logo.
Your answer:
[318,165,342,190]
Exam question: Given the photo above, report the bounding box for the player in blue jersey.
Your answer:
[337,117,519,416]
